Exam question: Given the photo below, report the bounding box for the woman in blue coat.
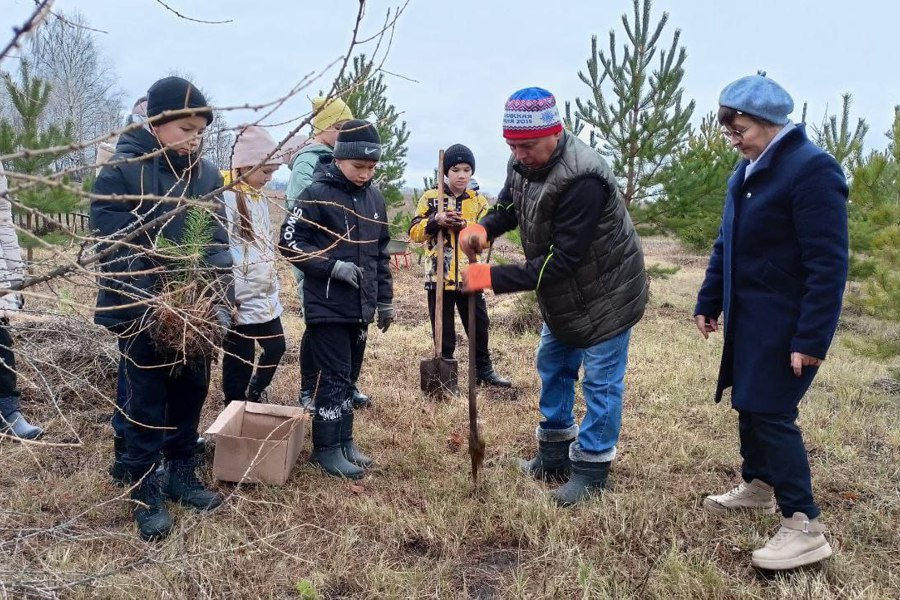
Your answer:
[694,73,848,571]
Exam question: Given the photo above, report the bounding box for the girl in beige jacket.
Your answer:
[0,162,42,439]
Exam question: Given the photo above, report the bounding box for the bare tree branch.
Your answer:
[152,0,233,25]
[0,0,53,64]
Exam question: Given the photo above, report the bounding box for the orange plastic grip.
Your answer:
[463,263,492,292]
[458,223,487,257]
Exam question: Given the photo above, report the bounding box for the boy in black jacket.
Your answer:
[280,119,394,479]
[91,77,233,541]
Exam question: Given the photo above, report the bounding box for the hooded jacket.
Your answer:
[279,162,392,324]
[221,171,283,326]
[408,186,489,291]
[0,163,24,314]
[90,127,233,332]
[285,142,334,206]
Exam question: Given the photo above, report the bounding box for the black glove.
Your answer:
[376,302,395,333]
[331,260,363,289]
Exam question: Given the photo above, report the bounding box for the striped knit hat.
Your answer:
[502,87,563,140]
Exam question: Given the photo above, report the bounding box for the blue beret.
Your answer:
[719,72,794,125]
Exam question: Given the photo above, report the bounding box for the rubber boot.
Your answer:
[131,468,173,541]
[247,376,267,403]
[519,425,576,482]
[0,409,42,440]
[477,367,512,388]
[162,456,222,511]
[349,385,372,409]
[340,411,373,469]
[549,460,611,506]
[110,436,130,485]
[310,418,364,479]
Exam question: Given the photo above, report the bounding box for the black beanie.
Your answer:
[443,143,475,174]
[333,119,382,161]
[146,76,213,125]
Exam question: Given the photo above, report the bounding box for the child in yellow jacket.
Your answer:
[408,144,510,387]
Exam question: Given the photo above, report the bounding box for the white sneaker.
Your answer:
[703,479,776,514]
[751,512,833,570]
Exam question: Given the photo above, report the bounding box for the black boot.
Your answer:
[246,387,267,403]
[131,469,173,541]
[310,418,364,479]
[549,460,611,506]
[110,436,130,486]
[340,411,373,469]
[519,426,575,482]
[246,376,267,403]
[163,456,222,511]
[477,368,512,388]
[194,436,206,455]
[349,385,372,409]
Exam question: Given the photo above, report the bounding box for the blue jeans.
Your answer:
[536,324,631,460]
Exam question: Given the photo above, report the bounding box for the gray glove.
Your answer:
[376,302,395,333]
[214,305,232,336]
[0,292,21,315]
[10,281,24,309]
[331,260,363,289]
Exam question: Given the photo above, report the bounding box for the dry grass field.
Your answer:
[0,236,897,598]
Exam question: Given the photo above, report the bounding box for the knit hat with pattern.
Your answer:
[502,87,562,140]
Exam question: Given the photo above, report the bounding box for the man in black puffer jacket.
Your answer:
[280,119,394,480]
[91,76,233,541]
[461,87,648,506]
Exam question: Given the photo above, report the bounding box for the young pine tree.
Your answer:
[646,113,738,251]
[335,55,410,208]
[847,106,900,324]
[150,207,224,360]
[0,60,77,257]
[814,93,869,176]
[575,0,695,207]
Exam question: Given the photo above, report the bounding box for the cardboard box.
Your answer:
[205,401,308,485]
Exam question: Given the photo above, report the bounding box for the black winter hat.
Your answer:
[333,119,382,161]
[443,143,475,174]
[146,76,213,126]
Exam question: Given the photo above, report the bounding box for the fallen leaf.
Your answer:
[447,430,465,452]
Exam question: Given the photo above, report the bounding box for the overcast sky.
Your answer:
[3,0,899,194]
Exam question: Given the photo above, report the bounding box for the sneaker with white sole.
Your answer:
[704,479,776,514]
[751,512,833,570]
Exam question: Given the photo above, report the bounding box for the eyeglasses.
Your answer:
[721,124,753,141]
